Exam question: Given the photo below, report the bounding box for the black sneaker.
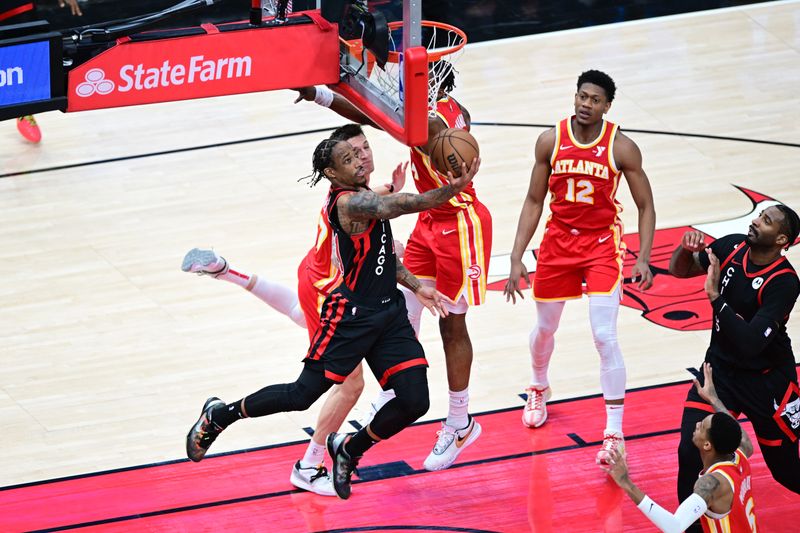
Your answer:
[326,432,360,500]
[186,397,226,462]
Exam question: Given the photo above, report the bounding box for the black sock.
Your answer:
[344,429,378,458]
[210,399,245,429]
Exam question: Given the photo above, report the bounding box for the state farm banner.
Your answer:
[67,16,338,112]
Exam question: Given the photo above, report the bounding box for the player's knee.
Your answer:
[592,324,618,352]
[439,314,468,345]
[399,390,430,420]
[531,322,557,343]
[287,381,323,411]
[392,369,430,420]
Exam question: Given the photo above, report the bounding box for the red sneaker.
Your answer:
[17,115,42,143]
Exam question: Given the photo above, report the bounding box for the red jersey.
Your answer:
[700,449,757,533]
[548,117,623,231]
[302,198,342,296]
[409,96,478,218]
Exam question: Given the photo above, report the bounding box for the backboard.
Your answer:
[329,0,430,147]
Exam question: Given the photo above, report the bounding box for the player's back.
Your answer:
[548,117,623,231]
[701,450,756,533]
[409,96,478,218]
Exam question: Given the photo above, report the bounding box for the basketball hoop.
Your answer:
[342,20,467,117]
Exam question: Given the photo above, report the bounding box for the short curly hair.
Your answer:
[577,70,616,102]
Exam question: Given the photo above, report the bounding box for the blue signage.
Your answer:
[0,40,51,106]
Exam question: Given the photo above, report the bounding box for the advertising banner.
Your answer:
[67,19,338,112]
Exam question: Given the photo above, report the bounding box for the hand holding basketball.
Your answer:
[446,156,480,194]
[429,128,480,177]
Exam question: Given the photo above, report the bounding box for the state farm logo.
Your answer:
[75,68,115,97]
[73,55,252,97]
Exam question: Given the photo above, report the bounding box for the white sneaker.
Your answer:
[522,386,552,428]
[423,416,482,471]
[289,461,336,496]
[596,431,625,465]
[181,248,229,277]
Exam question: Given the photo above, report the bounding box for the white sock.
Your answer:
[605,404,624,435]
[445,388,469,429]
[216,267,252,288]
[374,388,396,410]
[247,275,306,328]
[300,440,326,468]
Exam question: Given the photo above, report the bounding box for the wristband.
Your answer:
[314,85,334,107]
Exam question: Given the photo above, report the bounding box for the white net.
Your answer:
[261,0,292,18]
[366,23,466,117]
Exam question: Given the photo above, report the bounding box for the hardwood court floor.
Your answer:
[1,2,799,530]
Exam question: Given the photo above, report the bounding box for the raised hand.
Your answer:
[292,86,316,104]
[681,230,706,252]
[704,248,721,301]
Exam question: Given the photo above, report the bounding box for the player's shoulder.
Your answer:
[537,127,557,144]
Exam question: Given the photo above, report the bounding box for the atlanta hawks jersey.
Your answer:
[303,200,343,296]
[327,188,398,300]
[701,449,756,533]
[699,234,799,371]
[409,96,478,218]
[548,117,623,231]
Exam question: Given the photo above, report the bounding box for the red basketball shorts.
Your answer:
[402,200,492,305]
[532,221,626,301]
[297,256,339,342]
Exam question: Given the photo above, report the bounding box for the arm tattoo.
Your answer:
[345,186,457,221]
[396,263,421,293]
[695,474,721,504]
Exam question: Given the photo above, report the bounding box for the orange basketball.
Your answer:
[428,128,479,177]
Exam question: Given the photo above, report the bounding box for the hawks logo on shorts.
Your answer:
[486,186,795,331]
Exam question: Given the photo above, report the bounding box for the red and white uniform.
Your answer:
[297,197,342,341]
[403,96,493,305]
[701,449,757,533]
[533,116,626,301]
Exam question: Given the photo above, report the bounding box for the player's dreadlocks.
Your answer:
[301,138,342,187]
[434,59,457,95]
[776,204,800,249]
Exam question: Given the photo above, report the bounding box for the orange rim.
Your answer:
[387,20,466,63]
[341,20,466,64]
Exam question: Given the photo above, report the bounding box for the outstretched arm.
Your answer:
[503,129,553,303]
[294,86,379,128]
[338,158,480,223]
[693,362,754,457]
[602,448,717,533]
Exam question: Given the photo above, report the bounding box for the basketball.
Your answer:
[428,128,479,177]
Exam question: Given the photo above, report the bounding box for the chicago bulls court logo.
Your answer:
[487,186,789,331]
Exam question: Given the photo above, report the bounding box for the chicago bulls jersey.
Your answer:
[327,188,397,300]
[700,449,756,533]
[699,234,799,370]
[409,96,478,218]
[548,117,623,231]
[303,200,343,295]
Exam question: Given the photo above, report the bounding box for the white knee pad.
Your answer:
[529,300,565,385]
[589,288,626,400]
